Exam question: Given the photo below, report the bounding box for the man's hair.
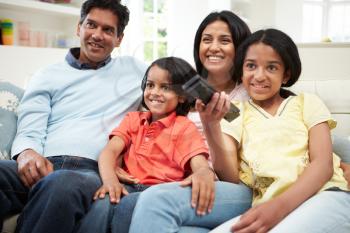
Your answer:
[79,0,129,36]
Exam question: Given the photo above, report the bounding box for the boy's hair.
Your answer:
[79,0,129,36]
[193,11,251,79]
[234,28,302,90]
[141,57,197,116]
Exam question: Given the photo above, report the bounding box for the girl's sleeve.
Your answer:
[220,101,243,144]
[302,93,337,130]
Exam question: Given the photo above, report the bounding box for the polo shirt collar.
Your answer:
[65,47,111,70]
[140,111,177,128]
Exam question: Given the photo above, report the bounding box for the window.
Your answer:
[143,0,168,62]
[303,0,350,42]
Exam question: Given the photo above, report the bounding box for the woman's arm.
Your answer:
[196,92,240,183]
[233,122,334,233]
[94,136,129,203]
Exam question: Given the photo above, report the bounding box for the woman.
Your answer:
[129,11,253,233]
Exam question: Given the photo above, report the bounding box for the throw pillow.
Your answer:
[332,134,350,163]
[0,82,24,160]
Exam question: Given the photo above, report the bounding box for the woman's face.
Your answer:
[199,20,235,77]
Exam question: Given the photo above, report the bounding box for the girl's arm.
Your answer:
[233,122,334,233]
[94,136,129,203]
[180,154,216,216]
[196,92,240,183]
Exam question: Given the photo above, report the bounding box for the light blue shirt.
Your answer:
[11,56,147,160]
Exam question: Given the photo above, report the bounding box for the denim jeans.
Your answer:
[0,156,101,233]
[76,183,149,233]
[129,181,252,233]
[209,190,350,233]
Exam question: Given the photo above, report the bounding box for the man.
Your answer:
[0,0,146,232]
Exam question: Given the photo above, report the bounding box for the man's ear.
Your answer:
[76,23,81,37]
[283,70,291,84]
[115,33,124,48]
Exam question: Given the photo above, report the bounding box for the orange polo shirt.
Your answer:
[109,111,209,185]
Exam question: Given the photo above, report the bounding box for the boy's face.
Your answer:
[144,65,184,122]
[77,8,123,68]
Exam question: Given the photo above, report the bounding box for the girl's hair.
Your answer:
[234,28,301,97]
[141,57,197,116]
[193,11,251,79]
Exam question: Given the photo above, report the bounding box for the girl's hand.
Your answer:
[195,91,230,124]
[232,198,287,233]
[180,167,216,216]
[115,167,140,184]
[93,180,129,204]
[340,162,350,188]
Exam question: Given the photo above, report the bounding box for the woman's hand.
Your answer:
[232,199,287,233]
[195,91,230,124]
[180,167,216,216]
[93,179,129,204]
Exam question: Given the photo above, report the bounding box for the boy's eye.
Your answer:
[104,28,115,35]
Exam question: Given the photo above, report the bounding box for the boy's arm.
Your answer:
[181,154,216,216]
[233,122,334,233]
[95,136,129,203]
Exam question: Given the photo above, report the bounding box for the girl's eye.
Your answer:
[245,63,256,69]
[146,83,154,88]
[202,37,212,43]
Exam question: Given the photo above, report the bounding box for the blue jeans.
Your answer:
[210,190,350,233]
[129,181,252,233]
[76,183,149,233]
[0,156,101,233]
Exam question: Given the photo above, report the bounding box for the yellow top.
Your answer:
[221,93,349,205]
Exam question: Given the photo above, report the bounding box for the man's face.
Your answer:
[77,8,123,68]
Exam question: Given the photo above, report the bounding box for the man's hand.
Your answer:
[17,149,53,187]
[180,167,216,216]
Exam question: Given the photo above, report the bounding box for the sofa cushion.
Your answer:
[0,82,24,160]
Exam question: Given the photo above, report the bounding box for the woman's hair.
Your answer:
[79,0,129,36]
[141,57,197,116]
[234,28,301,97]
[193,11,251,79]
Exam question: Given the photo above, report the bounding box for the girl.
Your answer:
[207,29,350,233]
[95,56,215,216]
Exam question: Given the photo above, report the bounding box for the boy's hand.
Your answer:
[180,167,216,216]
[93,180,129,204]
[115,167,139,184]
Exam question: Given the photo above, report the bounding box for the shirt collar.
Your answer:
[140,111,177,128]
[65,47,112,70]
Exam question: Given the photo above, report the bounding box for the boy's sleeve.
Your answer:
[174,121,209,170]
[109,113,133,148]
[302,93,336,130]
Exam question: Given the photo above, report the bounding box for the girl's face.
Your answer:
[242,42,290,107]
[144,65,184,122]
[199,20,235,76]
